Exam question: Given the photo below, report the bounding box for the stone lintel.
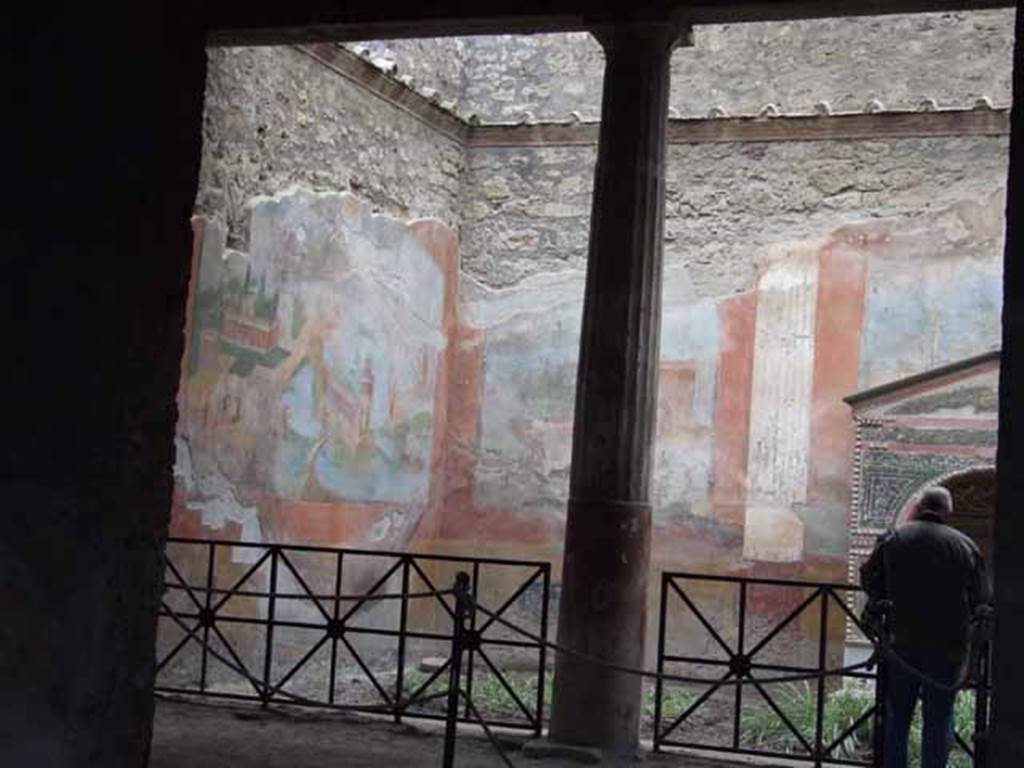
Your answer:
[204,1,1016,47]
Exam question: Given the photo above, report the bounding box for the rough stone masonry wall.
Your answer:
[443,128,1008,669]
[197,46,465,246]
[451,130,1008,568]
[460,134,1009,295]
[342,38,467,110]
[459,10,1014,121]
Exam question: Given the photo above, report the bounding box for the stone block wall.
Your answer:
[447,128,1008,661]
[459,144,594,286]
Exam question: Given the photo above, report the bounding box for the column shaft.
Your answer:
[549,20,683,752]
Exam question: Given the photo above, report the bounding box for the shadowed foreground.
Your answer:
[150,698,740,767]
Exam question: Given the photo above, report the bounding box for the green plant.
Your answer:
[402,667,553,720]
[400,668,446,714]
[907,690,976,768]
[402,667,702,734]
[643,684,697,725]
[740,681,978,767]
[742,681,874,760]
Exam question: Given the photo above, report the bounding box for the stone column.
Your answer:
[549,18,687,753]
[991,2,1024,764]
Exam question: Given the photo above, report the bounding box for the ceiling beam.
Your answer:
[200,0,1014,46]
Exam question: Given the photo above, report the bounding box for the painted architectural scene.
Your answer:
[162,11,1011,701]
[175,190,457,554]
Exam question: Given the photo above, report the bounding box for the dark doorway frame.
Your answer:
[4,2,1021,765]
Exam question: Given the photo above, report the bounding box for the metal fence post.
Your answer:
[463,562,480,720]
[734,581,748,751]
[536,564,551,739]
[328,551,343,705]
[872,601,892,768]
[395,556,411,724]
[973,622,993,768]
[442,571,470,768]
[653,572,669,752]
[199,542,216,693]
[262,546,279,708]
[814,589,829,768]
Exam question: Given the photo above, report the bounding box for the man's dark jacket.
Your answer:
[860,513,990,664]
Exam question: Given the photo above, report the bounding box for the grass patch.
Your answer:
[403,667,551,721]
[644,684,697,726]
[741,680,976,767]
[403,667,696,729]
[743,681,874,760]
[403,664,977,767]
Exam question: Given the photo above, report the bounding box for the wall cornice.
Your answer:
[469,108,1009,146]
[296,43,1010,149]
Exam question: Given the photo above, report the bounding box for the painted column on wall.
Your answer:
[743,244,820,562]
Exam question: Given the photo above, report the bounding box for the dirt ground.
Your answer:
[151,697,763,768]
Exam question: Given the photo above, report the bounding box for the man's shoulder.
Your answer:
[943,524,983,557]
[899,519,983,557]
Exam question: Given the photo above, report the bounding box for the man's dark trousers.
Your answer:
[884,653,961,768]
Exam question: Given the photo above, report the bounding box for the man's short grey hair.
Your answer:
[918,486,954,517]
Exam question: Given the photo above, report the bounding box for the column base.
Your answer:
[523,738,644,765]
[549,499,652,749]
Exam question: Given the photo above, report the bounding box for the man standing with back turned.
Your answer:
[860,486,990,768]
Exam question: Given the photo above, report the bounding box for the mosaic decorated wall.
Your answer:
[846,356,999,592]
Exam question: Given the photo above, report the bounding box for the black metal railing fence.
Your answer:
[156,541,992,768]
[653,571,992,768]
[156,537,550,736]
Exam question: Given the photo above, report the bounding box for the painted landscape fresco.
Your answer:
[173,189,457,555]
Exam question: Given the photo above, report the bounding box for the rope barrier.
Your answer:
[160,601,451,715]
[165,583,455,603]
[468,597,875,687]
[861,601,990,695]
[879,649,964,694]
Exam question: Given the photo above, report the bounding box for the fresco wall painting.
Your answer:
[171,186,1004,666]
